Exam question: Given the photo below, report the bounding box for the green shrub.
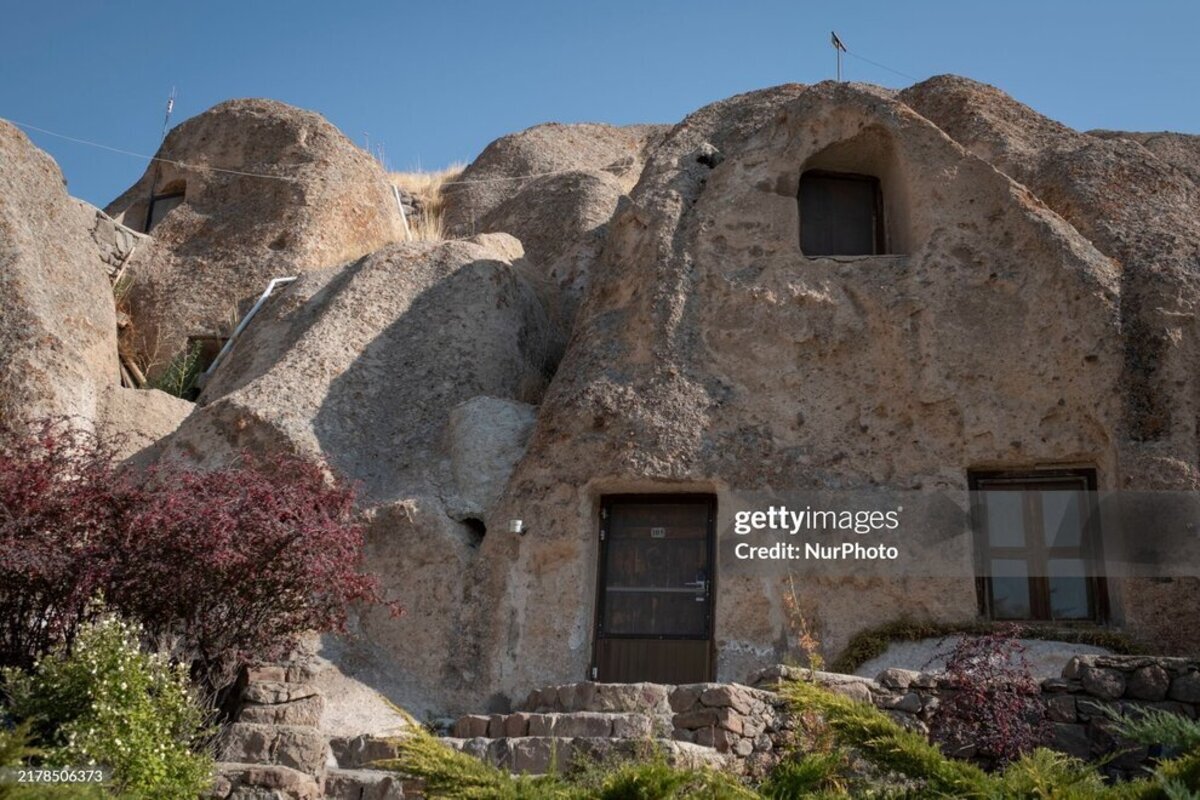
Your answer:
[1099,704,1200,754]
[149,342,202,400]
[777,678,1200,800]
[2,617,213,799]
[758,751,850,798]
[379,726,755,800]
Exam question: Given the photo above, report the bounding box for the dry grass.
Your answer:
[389,163,465,241]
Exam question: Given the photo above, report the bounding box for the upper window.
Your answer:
[970,470,1107,622]
[798,170,885,256]
[145,181,186,232]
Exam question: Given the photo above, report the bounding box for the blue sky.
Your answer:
[2,1,1197,207]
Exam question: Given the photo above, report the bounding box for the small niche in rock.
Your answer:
[462,517,487,546]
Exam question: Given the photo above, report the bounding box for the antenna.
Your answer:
[161,86,177,142]
[831,31,847,81]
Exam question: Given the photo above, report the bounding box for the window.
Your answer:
[969,470,1107,621]
[799,170,885,256]
[145,181,186,232]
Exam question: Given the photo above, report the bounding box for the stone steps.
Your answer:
[521,681,674,714]
[444,735,731,776]
[324,767,407,799]
[451,710,665,739]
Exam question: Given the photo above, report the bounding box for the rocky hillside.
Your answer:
[2,76,1198,727]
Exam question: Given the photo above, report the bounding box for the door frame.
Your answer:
[590,493,717,681]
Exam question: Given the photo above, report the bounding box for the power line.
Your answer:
[844,50,920,83]
[3,117,632,188]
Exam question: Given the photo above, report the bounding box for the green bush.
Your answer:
[379,727,755,800]
[2,617,213,800]
[778,678,1200,800]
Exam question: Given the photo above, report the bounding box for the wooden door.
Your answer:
[592,495,715,683]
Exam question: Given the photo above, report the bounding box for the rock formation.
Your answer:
[4,76,1199,727]
[0,121,190,449]
[105,99,406,378]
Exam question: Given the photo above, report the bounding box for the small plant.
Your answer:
[927,625,1049,767]
[781,572,824,676]
[2,617,213,799]
[149,341,202,399]
[389,164,464,241]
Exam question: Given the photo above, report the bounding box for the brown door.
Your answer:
[592,495,715,683]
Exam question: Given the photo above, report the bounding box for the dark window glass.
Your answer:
[146,192,185,232]
[799,170,883,256]
[971,471,1106,622]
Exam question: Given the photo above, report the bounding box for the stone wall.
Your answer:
[753,655,1200,778]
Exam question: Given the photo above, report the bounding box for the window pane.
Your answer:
[799,173,880,256]
[984,491,1025,547]
[1047,558,1091,619]
[990,559,1031,619]
[1042,491,1083,548]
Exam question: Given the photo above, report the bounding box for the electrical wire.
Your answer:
[3,117,630,187]
[844,51,921,83]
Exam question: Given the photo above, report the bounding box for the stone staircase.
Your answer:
[211,664,408,800]
[440,680,791,776]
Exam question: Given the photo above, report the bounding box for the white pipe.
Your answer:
[199,276,297,384]
[392,184,413,241]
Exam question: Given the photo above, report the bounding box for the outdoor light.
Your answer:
[508,519,527,535]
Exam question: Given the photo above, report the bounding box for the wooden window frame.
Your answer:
[969,469,1109,623]
[798,169,887,256]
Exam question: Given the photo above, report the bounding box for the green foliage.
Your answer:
[149,342,202,399]
[378,727,754,800]
[758,751,850,798]
[2,617,213,800]
[829,618,1146,674]
[782,680,991,798]
[1099,704,1200,753]
[993,749,1112,799]
[583,755,757,799]
[779,678,1200,800]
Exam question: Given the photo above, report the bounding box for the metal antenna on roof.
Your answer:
[831,31,847,81]
[161,87,177,142]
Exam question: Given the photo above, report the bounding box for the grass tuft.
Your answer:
[389,164,464,241]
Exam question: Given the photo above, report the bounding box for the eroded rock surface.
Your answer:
[0,121,190,446]
[105,99,406,377]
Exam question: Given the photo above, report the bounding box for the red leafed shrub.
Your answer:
[0,418,394,678]
[0,419,129,669]
[110,452,392,671]
[928,624,1049,766]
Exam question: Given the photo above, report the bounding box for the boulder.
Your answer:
[152,234,552,716]
[217,723,331,775]
[442,122,665,235]
[473,169,627,329]
[0,120,191,448]
[104,99,406,377]
[0,120,118,425]
[210,762,322,800]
